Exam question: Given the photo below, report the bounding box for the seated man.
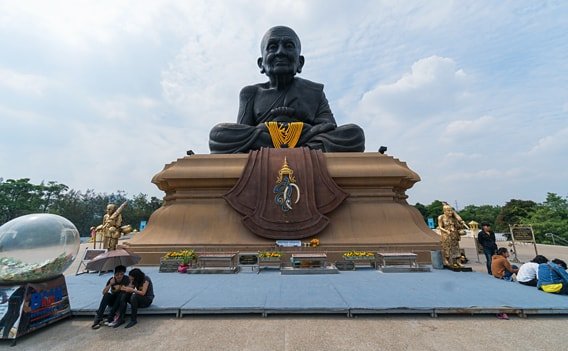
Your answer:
[91,265,130,329]
[491,247,518,281]
[112,268,154,329]
[537,258,568,295]
[517,255,548,287]
[209,26,365,153]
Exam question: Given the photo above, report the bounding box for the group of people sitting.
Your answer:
[91,265,154,329]
[478,223,568,295]
[494,250,568,294]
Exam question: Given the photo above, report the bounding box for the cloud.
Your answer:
[0,1,567,207]
[0,1,167,53]
[443,168,523,181]
[89,96,160,122]
[0,68,49,96]
[444,152,482,160]
[442,115,494,141]
[348,55,481,160]
[354,56,471,132]
[0,104,48,125]
[527,127,568,155]
[160,33,253,130]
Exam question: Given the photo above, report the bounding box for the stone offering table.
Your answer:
[376,252,430,272]
[258,257,282,273]
[196,253,238,270]
[376,252,417,268]
[237,252,259,273]
[290,253,328,268]
[342,256,377,270]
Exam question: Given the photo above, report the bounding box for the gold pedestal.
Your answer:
[123,152,440,264]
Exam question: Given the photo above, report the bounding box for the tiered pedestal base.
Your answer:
[123,152,440,264]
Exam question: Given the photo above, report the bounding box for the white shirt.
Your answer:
[516,262,539,283]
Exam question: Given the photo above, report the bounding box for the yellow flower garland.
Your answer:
[265,121,303,148]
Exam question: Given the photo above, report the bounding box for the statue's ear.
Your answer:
[257,57,265,74]
[297,55,305,73]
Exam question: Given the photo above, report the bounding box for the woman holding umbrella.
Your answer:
[112,268,154,328]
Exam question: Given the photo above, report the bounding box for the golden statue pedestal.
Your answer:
[123,152,440,264]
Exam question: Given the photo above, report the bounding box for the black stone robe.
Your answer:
[209,77,365,153]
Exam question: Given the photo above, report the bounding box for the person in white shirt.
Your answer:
[517,255,548,286]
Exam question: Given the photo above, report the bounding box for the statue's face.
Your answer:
[106,204,116,214]
[258,27,304,77]
[443,206,452,216]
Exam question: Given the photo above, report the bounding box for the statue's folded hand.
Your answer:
[268,107,296,119]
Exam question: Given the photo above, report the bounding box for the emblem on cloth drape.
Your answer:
[224,147,348,239]
[273,157,301,212]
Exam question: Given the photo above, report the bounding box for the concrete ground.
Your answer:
[2,237,567,350]
[3,314,568,350]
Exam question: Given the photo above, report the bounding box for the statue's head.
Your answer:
[442,204,453,216]
[106,204,117,213]
[258,26,305,77]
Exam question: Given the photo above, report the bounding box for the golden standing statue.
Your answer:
[437,203,469,268]
[94,202,130,250]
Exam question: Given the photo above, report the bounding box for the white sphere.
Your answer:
[0,214,80,284]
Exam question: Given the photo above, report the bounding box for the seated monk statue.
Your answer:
[209,26,365,153]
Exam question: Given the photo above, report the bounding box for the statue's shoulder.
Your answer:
[294,77,324,92]
[239,84,262,98]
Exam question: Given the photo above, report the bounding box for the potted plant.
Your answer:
[160,249,195,272]
[177,255,192,273]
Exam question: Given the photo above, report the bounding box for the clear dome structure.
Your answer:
[0,214,80,284]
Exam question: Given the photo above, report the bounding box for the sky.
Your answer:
[0,0,566,208]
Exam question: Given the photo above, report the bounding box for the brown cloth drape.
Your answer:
[224,147,348,239]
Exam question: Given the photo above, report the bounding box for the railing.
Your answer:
[545,233,568,246]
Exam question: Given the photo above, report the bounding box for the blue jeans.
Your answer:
[502,265,518,281]
[483,248,495,275]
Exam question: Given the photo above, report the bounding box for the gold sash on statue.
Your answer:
[264,121,303,148]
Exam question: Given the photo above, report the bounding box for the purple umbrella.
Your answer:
[85,249,141,272]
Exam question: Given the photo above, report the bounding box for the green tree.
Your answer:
[0,178,163,236]
[413,202,428,221]
[412,200,451,226]
[0,178,44,223]
[426,200,444,222]
[458,204,501,230]
[121,193,162,231]
[40,181,69,213]
[522,193,568,244]
[496,199,537,231]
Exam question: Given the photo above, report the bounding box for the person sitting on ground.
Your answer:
[491,247,519,281]
[537,258,568,295]
[91,265,129,329]
[113,268,154,329]
[517,255,548,287]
